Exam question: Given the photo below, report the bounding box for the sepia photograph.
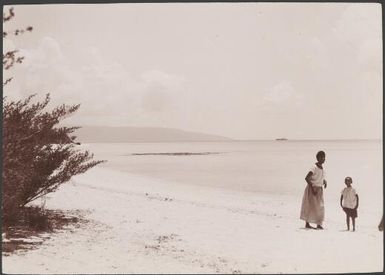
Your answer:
[2,2,383,274]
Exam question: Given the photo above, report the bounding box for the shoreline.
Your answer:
[2,166,383,273]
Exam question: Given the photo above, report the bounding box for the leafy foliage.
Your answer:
[2,7,105,220]
[2,94,105,219]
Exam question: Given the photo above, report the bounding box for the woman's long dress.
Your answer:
[300,165,325,224]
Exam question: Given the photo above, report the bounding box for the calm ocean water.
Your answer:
[82,140,382,202]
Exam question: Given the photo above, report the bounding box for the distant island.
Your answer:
[129,152,222,156]
[275,138,288,141]
[74,126,233,143]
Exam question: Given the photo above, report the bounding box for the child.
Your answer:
[340,177,359,231]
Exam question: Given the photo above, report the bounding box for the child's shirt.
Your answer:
[341,187,358,209]
[309,165,325,187]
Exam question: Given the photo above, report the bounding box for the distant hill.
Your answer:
[74,126,233,143]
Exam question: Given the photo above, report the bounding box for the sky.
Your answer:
[3,3,382,140]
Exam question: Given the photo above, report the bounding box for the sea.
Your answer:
[82,140,381,197]
[79,139,383,226]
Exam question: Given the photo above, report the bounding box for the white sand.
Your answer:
[2,167,383,274]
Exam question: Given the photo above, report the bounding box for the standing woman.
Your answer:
[300,151,327,229]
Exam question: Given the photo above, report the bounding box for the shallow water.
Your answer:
[82,140,383,223]
[82,140,381,191]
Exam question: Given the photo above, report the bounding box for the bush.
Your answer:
[2,94,104,221]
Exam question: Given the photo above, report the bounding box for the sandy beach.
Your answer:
[3,2,382,274]
[2,166,383,274]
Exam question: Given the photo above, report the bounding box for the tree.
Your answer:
[3,7,33,86]
[2,7,104,220]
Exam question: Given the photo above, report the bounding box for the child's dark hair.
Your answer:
[316,151,325,159]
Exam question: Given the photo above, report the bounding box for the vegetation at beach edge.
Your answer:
[2,7,105,242]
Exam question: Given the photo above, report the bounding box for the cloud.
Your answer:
[3,37,16,52]
[333,4,381,44]
[3,4,381,139]
[140,69,186,113]
[4,36,68,99]
[263,81,303,107]
[3,36,189,128]
[357,39,382,73]
[141,69,186,88]
[331,3,381,71]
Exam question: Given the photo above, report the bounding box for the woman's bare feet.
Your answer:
[305,222,315,229]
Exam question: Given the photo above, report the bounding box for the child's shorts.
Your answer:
[343,207,358,218]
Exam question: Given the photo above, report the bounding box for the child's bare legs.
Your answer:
[352,217,356,231]
[346,215,350,231]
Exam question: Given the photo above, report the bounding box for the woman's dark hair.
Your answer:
[316,151,325,159]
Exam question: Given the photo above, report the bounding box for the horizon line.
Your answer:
[78,138,382,144]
